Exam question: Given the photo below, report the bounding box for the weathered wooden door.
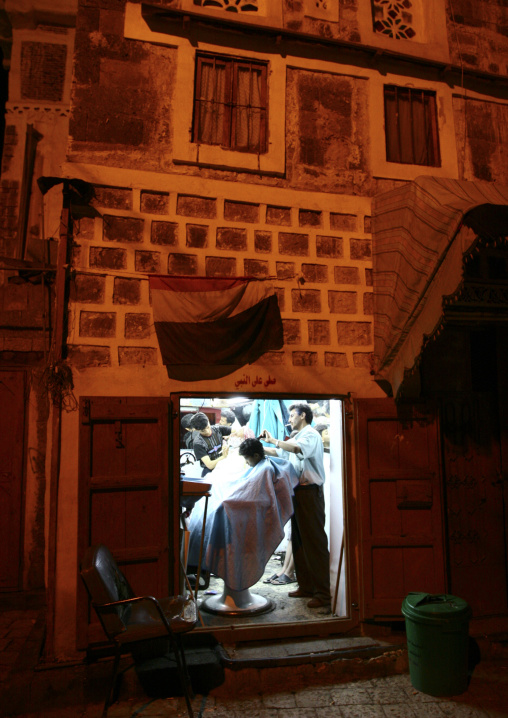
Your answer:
[77,397,173,647]
[0,370,25,591]
[441,392,507,616]
[356,399,446,620]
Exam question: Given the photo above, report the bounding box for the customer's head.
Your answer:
[238,438,265,467]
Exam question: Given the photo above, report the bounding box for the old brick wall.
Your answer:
[286,68,370,194]
[0,281,52,355]
[68,1,372,193]
[68,184,373,374]
[447,0,508,75]
[70,0,176,171]
[453,96,508,183]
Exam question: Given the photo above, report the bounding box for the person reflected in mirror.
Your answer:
[189,411,231,477]
[259,402,331,610]
[314,423,330,452]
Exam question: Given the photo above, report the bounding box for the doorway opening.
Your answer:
[172,394,353,638]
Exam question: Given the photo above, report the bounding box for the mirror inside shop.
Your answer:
[178,396,347,629]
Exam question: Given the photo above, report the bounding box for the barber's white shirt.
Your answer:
[278,424,325,486]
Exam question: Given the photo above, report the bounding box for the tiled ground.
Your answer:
[7,665,507,718]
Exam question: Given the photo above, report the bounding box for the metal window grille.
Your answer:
[193,53,268,154]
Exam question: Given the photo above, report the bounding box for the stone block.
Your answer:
[135,251,160,273]
[118,346,158,366]
[20,42,67,102]
[278,232,309,256]
[205,256,236,277]
[168,253,198,275]
[71,245,82,268]
[224,200,259,223]
[177,195,216,219]
[330,213,357,231]
[103,215,144,243]
[186,224,208,248]
[216,227,247,251]
[67,345,111,368]
[266,206,292,226]
[99,8,125,36]
[274,287,285,312]
[292,351,317,366]
[244,259,269,278]
[316,235,343,258]
[302,264,328,283]
[353,352,373,368]
[113,277,141,305]
[141,191,170,215]
[79,311,116,337]
[363,292,373,315]
[283,319,301,344]
[299,209,322,227]
[254,351,285,366]
[365,268,373,286]
[336,321,372,345]
[254,231,272,253]
[125,313,151,339]
[334,266,360,284]
[74,217,95,241]
[93,187,132,210]
[328,291,357,313]
[276,262,295,280]
[291,289,321,313]
[90,247,127,269]
[151,221,178,246]
[350,237,372,260]
[308,320,330,345]
[324,352,349,368]
[71,273,106,304]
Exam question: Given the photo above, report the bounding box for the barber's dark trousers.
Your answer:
[291,484,331,603]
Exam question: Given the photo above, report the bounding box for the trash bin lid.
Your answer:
[402,592,472,624]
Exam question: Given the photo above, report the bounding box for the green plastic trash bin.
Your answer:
[402,592,472,697]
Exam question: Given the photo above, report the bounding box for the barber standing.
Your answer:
[260,402,331,610]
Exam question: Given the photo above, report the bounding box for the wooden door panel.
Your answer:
[0,371,25,592]
[357,399,446,620]
[442,393,507,616]
[77,398,171,649]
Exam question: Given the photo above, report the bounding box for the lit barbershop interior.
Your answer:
[178,396,347,629]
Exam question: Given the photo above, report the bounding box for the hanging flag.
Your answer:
[149,276,284,381]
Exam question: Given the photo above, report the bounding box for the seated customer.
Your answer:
[186,438,299,592]
[181,412,197,450]
[190,412,232,477]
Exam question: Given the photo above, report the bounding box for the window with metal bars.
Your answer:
[192,53,268,154]
[384,85,441,166]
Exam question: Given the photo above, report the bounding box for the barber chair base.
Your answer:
[200,583,275,616]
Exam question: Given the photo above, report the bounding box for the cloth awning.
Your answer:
[372,176,508,398]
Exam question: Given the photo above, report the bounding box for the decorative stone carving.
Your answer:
[371,0,416,40]
[197,0,260,12]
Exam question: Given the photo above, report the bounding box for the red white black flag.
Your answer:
[149,276,284,381]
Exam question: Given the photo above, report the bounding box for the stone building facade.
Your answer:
[0,0,507,661]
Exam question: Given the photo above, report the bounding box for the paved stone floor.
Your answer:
[4,661,508,717]
[1,585,508,718]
